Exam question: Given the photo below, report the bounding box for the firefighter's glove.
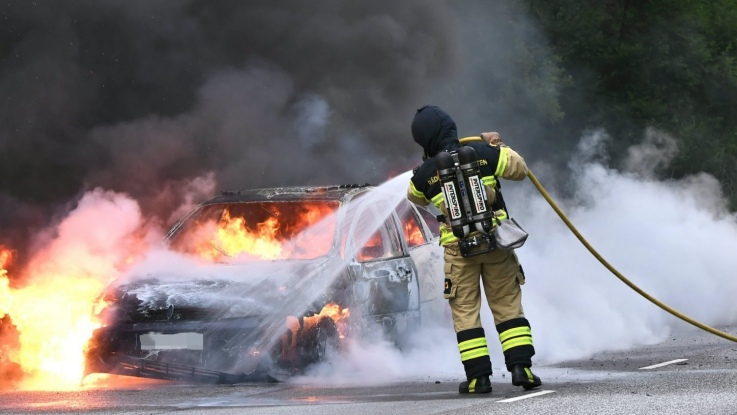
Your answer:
[481,132,504,147]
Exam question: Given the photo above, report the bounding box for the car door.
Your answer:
[346,199,420,320]
[395,201,445,325]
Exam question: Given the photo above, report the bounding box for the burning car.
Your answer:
[84,184,446,383]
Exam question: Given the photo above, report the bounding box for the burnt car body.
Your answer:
[85,184,446,383]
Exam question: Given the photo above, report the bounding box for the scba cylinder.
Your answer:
[436,151,470,239]
[457,147,493,234]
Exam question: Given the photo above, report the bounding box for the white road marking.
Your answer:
[638,358,688,370]
[497,390,555,403]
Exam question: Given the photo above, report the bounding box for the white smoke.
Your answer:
[24,189,156,283]
[517,129,737,363]
[165,173,218,226]
[299,128,737,382]
[295,326,461,385]
[623,127,679,178]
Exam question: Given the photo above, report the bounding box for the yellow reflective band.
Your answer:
[501,337,533,352]
[461,347,489,361]
[409,181,428,201]
[440,227,458,245]
[499,327,532,343]
[495,147,509,177]
[440,231,459,245]
[482,176,497,186]
[524,367,534,382]
[458,338,487,352]
[468,378,477,393]
[431,192,444,205]
[496,210,508,221]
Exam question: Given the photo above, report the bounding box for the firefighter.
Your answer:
[406,106,542,394]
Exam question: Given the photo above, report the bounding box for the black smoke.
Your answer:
[1,1,665,266]
[0,0,465,255]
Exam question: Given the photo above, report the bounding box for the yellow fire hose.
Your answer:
[459,136,737,343]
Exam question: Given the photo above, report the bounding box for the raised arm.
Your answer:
[481,132,527,181]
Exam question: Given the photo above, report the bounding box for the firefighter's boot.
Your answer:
[459,375,492,394]
[510,365,542,390]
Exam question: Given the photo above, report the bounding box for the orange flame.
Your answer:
[280,303,351,365]
[303,303,351,339]
[0,189,152,391]
[0,248,11,277]
[403,220,424,248]
[188,202,338,261]
[0,245,117,390]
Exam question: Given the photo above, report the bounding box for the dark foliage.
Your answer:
[526,0,737,204]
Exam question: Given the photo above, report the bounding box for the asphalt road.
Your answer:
[2,326,736,415]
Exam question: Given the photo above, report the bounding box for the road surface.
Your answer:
[2,325,736,414]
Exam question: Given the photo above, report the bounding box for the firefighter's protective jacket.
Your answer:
[406,106,528,246]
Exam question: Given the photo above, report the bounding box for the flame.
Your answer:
[202,212,283,260]
[303,303,351,339]
[0,245,114,389]
[357,231,384,262]
[0,248,11,278]
[403,219,425,248]
[188,202,338,261]
[280,303,350,366]
[0,190,153,390]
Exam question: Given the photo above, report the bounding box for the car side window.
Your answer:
[396,201,428,248]
[353,204,404,262]
[416,206,440,239]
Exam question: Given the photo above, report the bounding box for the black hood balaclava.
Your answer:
[411,105,459,157]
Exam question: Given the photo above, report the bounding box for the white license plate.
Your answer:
[139,332,204,350]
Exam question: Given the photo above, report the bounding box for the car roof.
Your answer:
[200,184,374,205]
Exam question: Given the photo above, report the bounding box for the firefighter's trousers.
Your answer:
[443,243,535,380]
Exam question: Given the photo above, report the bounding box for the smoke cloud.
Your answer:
[0,1,597,270]
[0,0,462,259]
[297,130,737,383]
[518,130,737,362]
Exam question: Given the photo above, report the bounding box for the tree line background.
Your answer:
[508,1,737,206]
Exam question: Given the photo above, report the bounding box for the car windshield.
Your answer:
[170,201,340,261]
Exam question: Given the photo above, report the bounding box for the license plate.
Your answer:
[139,332,204,350]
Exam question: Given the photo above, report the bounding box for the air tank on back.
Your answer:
[457,146,493,234]
[436,151,470,239]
